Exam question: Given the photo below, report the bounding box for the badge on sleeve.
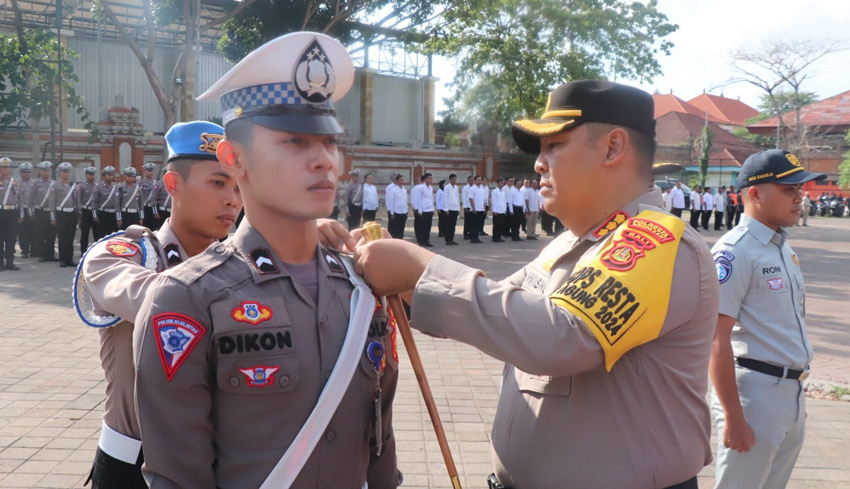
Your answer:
[152,313,207,381]
[106,240,139,257]
[714,251,735,284]
[239,366,280,387]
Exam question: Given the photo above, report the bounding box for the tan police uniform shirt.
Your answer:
[411,189,718,489]
[78,181,97,211]
[119,182,143,215]
[52,181,79,211]
[29,178,54,212]
[82,220,187,439]
[133,220,400,489]
[93,181,120,211]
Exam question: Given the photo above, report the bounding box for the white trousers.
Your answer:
[711,367,806,489]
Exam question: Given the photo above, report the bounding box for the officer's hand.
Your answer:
[354,239,434,296]
[137,220,142,225]
[723,417,756,453]
[117,220,123,228]
[317,218,357,252]
[50,219,56,225]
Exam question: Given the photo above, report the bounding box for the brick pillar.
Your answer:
[422,76,437,144]
[358,68,376,145]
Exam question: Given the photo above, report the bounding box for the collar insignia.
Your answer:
[321,249,345,274]
[250,249,279,274]
[164,243,182,267]
[592,211,630,239]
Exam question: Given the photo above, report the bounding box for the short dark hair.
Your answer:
[167,158,213,181]
[449,173,457,179]
[439,180,446,189]
[224,119,254,148]
[584,122,657,181]
[496,178,503,184]
[394,174,404,183]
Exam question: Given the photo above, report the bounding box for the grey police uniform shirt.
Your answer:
[0,176,20,209]
[78,182,97,210]
[133,220,400,489]
[18,179,33,209]
[29,178,54,211]
[93,181,120,211]
[119,183,143,215]
[711,214,813,369]
[139,177,156,208]
[82,220,187,439]
[52,181,79,211]
[410,189,718,489]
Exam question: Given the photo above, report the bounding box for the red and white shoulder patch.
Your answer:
[105,240,139,257]
[152,313,207,381]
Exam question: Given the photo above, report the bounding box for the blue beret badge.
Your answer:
[714,250,735,284]
[199,133,224,155]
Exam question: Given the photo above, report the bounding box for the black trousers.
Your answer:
[362,208,377,223]
[414,211,433,244]
[701,209,711,230]
[473,211,486,241]
[56,211,77,264]
[121,212,140,230]
[80,209,95,252]
[0,209,18,263]
[671,207,683,218]
[437,210,446,238]
[714,210,724,230]
[479,208,487,234]
[87,447,146,489]
[143,207,160,231]
[347,203,363,231]
[445,210,459,243]
[388,213,407,239]
[492,213,507,240]
[463,209,472,238]
[18,212,34,256]
[689,209,701,229]
[95,212,118,240]
[725,207,736,229]
[34,209,56,259]
[553,217,564,235]
[510,205,523,239]
[158,210,171,229]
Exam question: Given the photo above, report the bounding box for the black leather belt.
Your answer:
[487,474,698,489]
[736,357,809,380]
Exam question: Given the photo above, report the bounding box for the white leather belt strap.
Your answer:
[56,207,76,212]
[101,208,116,212]
[98,421,142,464]
[259,254,375,489]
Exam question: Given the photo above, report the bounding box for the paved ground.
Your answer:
[1,214,849,488]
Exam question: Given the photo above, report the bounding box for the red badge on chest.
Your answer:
[239,365,279,387]
[230,301,274,326]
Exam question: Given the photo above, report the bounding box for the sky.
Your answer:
[432,0,850,116]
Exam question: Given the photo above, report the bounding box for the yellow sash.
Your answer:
[550,210,685,371]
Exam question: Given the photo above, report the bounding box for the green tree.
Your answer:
[839,129,850,191]
[696,125,713,187]
[428,0,677,136]
[0,29,96,160]
[755,90,818,119]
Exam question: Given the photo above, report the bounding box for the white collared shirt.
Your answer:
[462,184,473,209]
[444,183,460,211]
[362,183,379,211]
[436,189,446,211]
[526,186,540,211]
[413,184,435,212]
[490,187,508,214]
[511,186,526,209]
[670,187,685,208]
[472,184,487,212]
[387,184,408,214]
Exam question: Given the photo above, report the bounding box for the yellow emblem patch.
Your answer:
[550,210,685,371]
[199,133,224,155]
[786,153,801,167]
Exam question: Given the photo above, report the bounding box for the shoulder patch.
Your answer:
[550,210,685,371]
[152,313,207,381]
[165,244,233,286]
[713,250,735,284]
[106,240,139,257]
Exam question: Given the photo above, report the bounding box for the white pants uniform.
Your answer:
[711,367,806,489]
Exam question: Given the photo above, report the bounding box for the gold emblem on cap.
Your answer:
[233,106,243,118]
[199,133,224,154]
[786,153,801,167]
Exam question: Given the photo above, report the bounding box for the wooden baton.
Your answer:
[361,222,462,489]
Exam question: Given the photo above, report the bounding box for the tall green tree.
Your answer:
[429,0,677,135]
[696,125,713,187]
[0,29,96,161]
[839,129,850,191]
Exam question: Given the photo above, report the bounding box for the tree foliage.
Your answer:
[218,0,444,62]
[0,30,95,135]
[755,90,818,119]
[428,0,677,134]
[839,129,850,191]
[696,125,713,187]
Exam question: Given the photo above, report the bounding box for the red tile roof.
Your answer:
[688,94,760,126]
[656,111,761,165]
[653,94,724,123]
[749,89,850,133]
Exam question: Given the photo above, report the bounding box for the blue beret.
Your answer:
[165,121,224,163]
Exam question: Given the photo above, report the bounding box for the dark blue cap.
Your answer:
[165,121,224,163]
[737,149,826,189]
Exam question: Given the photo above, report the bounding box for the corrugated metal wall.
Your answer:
[372,75,423,144]
[62,37,423,139]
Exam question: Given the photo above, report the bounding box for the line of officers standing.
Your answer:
[0,157,173,270]
[337,170,555,246]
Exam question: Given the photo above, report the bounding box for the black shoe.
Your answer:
[424,242,434,248]
[527,236,538,240]
[5,264,19,271]
[512,237,523,241]
[545,232,555,236]
[479,232,488,236]
[471,239,483,244]
[60,262,68,268]
[38,257,48,262]
[446,241,459,246]
[67,261,77,267]
[463,236,470,240]
[492,238,503,242]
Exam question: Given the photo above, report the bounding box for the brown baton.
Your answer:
[361,222,463,489]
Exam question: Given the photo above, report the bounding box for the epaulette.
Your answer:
[164,242,234,286]
[720,226,748,246]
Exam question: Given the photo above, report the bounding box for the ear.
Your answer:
[217,139,246,179]
[163,171,180,195]
[746,185,760,202]
[601,128,628,167]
